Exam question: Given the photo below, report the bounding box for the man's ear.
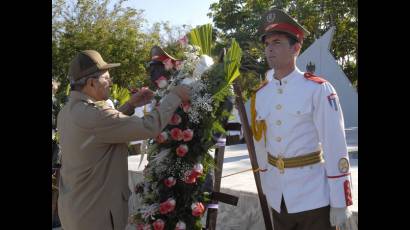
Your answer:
[293,42,302,56]
[85,78,94,88]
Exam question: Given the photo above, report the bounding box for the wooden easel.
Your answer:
[205,128,239,230]
[204,80,273,230]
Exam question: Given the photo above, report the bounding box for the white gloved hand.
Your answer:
[330,207,352,228]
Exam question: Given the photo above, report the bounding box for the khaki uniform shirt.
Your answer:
[57,90,181,230]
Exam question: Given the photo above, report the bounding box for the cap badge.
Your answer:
[266,12,275,22]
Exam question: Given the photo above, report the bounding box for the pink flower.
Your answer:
[153,219,165,230]
[176,144,188,157]
[191,163,203,177]
[182,129,193,142]
[170,128,183,141]
[191,202,205,217]
[155,131,168,144]
[175,221,186,230]
[184,170,196,184]
[178,36,188,47]
[169,113,182,125]
[175,60,183,70]
[164,177,176,188]
[155,76,168,88]
[180,102,191,113]
[163,58,174,70]
[159,198,176,215]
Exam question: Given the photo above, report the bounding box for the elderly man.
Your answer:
[57,50,190,230]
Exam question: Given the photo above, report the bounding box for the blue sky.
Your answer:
[122,0,219,28]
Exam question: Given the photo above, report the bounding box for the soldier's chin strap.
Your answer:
[250,94,267,145]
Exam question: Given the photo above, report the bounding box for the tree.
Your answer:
[208,0,358,97]
[52,0,162,104]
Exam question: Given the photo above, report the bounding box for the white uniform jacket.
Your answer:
[253,67,353,213]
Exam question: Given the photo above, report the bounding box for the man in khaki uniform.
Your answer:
[57,50,190,230]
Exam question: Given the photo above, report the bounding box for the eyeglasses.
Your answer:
[87,73,112,82]
[97,75,112,81]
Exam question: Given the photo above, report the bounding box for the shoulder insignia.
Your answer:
[304,72,327,84]
[93,101,107,109]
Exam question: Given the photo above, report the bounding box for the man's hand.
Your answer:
[330,207,352,229]
[171,85,191,102]
[128,87,154,107]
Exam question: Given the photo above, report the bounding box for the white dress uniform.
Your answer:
[253,67,353,214]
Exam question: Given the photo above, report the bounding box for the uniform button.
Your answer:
[276,137,282,142]
[277,88,283,94]
[276,104,282,110]
[296,111,301,115]
[276,120,282,125]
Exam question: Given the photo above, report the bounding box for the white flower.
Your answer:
[193,55,214,78]
[175,220,186,230]
[193,163,203,174]
[155,76,168,89]
[139,203,160,220]
[181,78,195,85]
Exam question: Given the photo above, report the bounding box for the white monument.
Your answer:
[296,27,358,128]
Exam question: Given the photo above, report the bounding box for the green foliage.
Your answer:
[110,84,130,106]
[208,0,358,97]
[224,38,242,85]
[187,24,213,55]
[52,0,162,111]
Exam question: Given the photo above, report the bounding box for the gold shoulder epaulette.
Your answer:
[93,101,107,109]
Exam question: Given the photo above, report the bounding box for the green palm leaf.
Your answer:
[213,38,243,100]
[224,38,242,85]
[187,24,213,55]
[110,84,130,106]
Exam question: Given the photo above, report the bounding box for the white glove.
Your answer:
[330,207,352,228]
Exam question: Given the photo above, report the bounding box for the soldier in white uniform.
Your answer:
[250,9,353,230]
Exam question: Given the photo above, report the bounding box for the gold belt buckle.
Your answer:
[276,155,285,174]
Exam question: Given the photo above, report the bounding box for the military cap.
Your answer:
[149,45,178,63]
[259,8,310,43]
[68,50,120,83]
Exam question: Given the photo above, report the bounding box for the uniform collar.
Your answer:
[69,91,97,104]
[272,67,302,86]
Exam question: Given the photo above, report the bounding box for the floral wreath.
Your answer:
[132,24,242,230]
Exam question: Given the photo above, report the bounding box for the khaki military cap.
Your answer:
[68,50,121,83]
[259,8,310,43]
[150,45,178,62]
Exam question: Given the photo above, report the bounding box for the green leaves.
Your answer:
[212,38,242,100]
[187,24,213,55]
[110,84,130,106]
[208,0,358,93]
[224,38,242,85]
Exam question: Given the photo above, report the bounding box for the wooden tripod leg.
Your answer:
[233,80,273,230]
[206,142,226,230]
[52,168,60,226]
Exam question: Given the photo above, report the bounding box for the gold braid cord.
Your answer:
[250,94,266,143]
